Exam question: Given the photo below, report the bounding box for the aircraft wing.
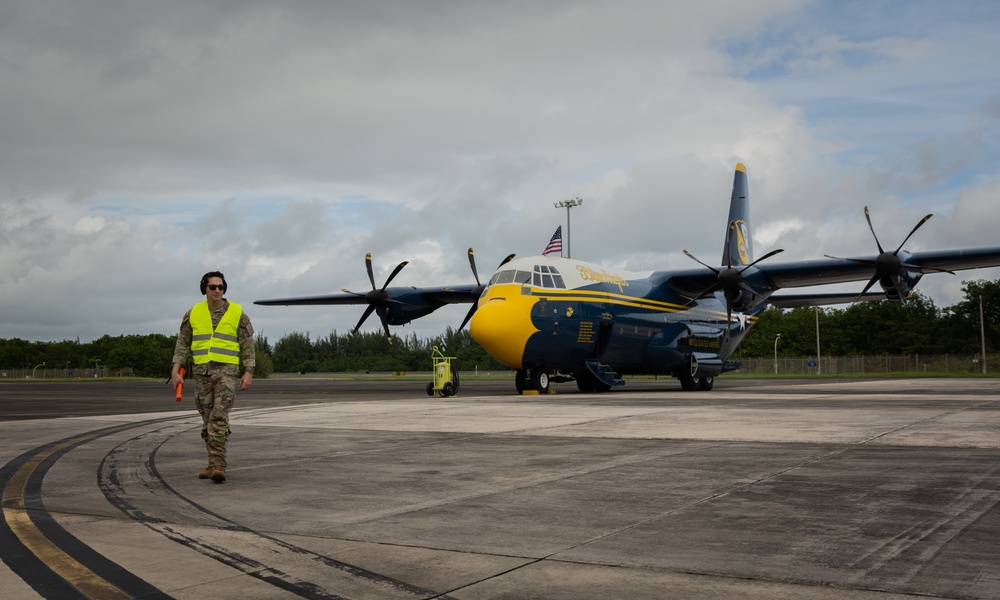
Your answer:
[254,284,480,334]
[758,247,1000,289]
[663,246,1000,310]
[254,285,478,307]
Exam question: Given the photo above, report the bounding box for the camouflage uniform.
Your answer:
[172,300,255,470]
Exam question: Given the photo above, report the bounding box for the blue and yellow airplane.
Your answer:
[256,164,1000,393]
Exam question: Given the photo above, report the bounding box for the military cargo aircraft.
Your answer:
[256,164,1000,393]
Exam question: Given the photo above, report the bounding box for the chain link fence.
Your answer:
[732,354,997,375]
[0,367,135,379]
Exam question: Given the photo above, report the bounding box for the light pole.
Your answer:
[981,296,988,375]
[553,197,583,258]
[774,333,781,375]
[32,362,45,379]
[94,359,101,378]
[815,307,822,375]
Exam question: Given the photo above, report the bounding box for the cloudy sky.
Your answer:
[2,0,1000,345]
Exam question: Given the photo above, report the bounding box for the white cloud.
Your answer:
[1,0,998,343]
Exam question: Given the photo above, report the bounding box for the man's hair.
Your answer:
[199,271,228,294]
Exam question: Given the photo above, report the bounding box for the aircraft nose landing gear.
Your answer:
[515,367,551,394]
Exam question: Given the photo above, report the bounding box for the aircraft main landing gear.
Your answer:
[678,373,714,391]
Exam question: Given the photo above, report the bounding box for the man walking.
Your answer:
[171,271,255,483]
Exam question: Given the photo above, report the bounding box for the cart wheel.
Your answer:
[426,382,434,396]
[442,382,455,397]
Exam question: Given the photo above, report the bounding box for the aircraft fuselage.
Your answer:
[469,256,761,384]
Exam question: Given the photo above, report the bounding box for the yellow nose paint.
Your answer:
[470,285,539,369]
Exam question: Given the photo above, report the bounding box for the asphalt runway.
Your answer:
[1,377,998,599]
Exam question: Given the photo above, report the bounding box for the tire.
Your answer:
[679,373,698,391]
[442,382,456,397]
[426,382,434,396]
[698,375,714,391]
[531,368,551,394]
[515,370,527,394]
[576,371,611,393]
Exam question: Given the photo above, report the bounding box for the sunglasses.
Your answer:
[207,284,225,291]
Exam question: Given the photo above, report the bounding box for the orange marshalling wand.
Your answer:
[175,367,185,401]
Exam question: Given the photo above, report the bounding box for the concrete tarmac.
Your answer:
[1,377,999,599]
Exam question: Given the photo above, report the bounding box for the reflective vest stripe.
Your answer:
[211,347,240,357]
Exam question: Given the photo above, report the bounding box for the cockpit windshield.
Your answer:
[488,265,566,289]
[488,269,532,286]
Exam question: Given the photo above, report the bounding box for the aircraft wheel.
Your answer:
[698,375,714,391]
[679,373,698,391]
[426,382,434,396]
[576,371,611,393]
[442,382,456,397]
[531,368,551,394]
[515,370,527,394]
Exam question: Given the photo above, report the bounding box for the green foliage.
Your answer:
[0,334,177,378]
[740,286,999,357]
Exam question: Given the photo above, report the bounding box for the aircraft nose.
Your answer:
[469,286,538,370]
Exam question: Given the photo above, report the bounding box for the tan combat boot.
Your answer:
[198,466,214,479]
[211,467,226,483]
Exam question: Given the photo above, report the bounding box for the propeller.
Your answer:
[458,248,515,331]
[340,253,409,341]
[825,206,954,302]
[683,247,784,327]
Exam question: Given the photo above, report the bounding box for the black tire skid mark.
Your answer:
[0,421,174,599]
[99,415,457,599]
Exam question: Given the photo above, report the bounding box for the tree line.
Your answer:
[0,327,507,379]
[2,279,997,379]
[739,279,999,358]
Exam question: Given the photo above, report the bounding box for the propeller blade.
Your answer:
[853,275,881,304]
[364,253,376,290]
[458,251,516,330]
[739,248,784,273]
[353,304,377,332]
[376,306,393,342]
[382,261,409,289]
[683,250,721,275]
[893,214,933,255]
[864,206,886,254]
[468,248,481,286]
[459,304,477,332]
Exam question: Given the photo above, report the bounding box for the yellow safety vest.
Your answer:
[190,301,243,365]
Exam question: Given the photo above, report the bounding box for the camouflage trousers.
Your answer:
[194,368,237,469]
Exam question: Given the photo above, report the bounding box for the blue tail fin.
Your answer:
[722,163,752,266]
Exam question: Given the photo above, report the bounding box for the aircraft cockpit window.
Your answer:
[490,270,532,286]
[532,265,566,289]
